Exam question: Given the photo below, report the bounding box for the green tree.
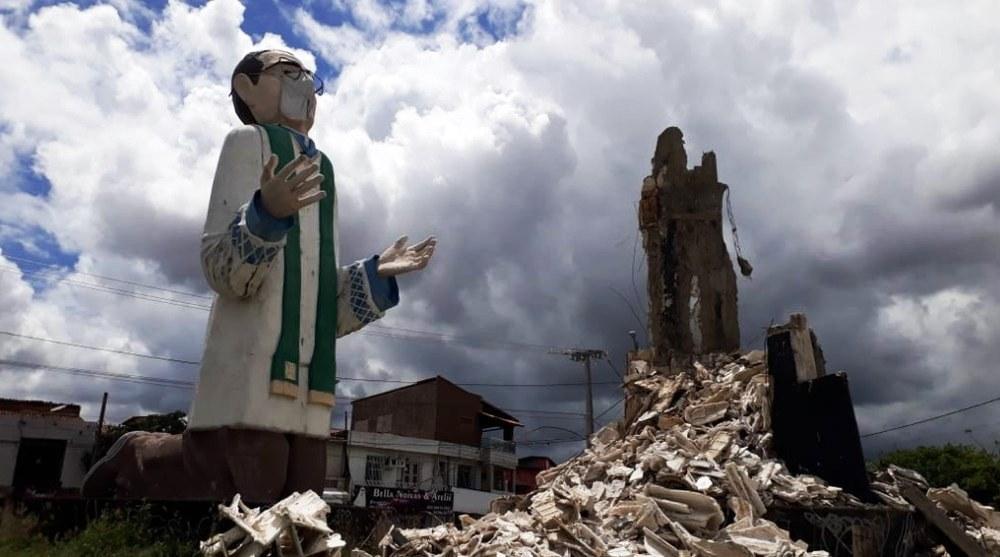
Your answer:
[873,444,1000,507]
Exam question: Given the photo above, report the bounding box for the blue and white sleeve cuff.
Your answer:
[245,190,294,242]
[364,255,400,312]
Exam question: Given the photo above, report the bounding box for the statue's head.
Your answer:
[230,49,323,134]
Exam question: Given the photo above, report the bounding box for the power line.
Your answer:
[604,357,622,381]
[334,396,585,417]
[2,264,585,355]
[0,266,213,311]
[333,436,578,448]
[0,330,200,365]
[0,330,618,387]
[368,324,571,353]
[0,358,196,389]
[358,328,574,354]
[520,438,585,447]
[6,255,573,353]
[0,357,616,391]
[2,253,212,299]
[0,359,606,438]
[593,397,624,422]
[338,376,617,387]
[861,394,1000,439]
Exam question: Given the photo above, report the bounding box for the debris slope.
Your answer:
[382,352,1000,556]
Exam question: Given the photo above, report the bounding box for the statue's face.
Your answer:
[233,52,319,134]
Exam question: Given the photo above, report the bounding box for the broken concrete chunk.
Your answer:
[644,526,681,557]
[683,401,729,426]
[530,490,567,527]
[928,484,1000,530]
[724,462,767,519]
[200,491,342,557]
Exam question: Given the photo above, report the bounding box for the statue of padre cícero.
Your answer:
[82,49,436,503]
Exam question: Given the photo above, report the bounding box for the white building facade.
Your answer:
[346,430,517,514]
[0,399,97,496]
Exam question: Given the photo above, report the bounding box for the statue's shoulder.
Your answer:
[218,125,267,158]
[223,124,263,143]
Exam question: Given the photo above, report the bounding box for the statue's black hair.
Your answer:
[230,51,266,125]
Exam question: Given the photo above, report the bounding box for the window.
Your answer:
[365,455,386,484]
[399,459,420,487]
[456,464,474,489]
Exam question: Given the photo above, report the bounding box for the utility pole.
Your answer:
[551,348,607,447]
[96,392,108,440]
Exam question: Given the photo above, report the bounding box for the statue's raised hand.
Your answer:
[377,235,437,277]
[260,153,326,219]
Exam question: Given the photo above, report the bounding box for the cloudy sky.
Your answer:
[1,0,999,461]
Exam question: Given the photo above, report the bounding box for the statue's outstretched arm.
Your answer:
[332,195,401,337]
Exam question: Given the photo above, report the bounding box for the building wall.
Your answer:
[453,487,501,515]
[352,381,439,441]
[515,468,538,494]
[325,442,347,488]
[0,413,96,491]
[351,379,488,448]
[434,380,483,447]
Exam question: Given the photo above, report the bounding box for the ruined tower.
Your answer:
[638,127,740,358]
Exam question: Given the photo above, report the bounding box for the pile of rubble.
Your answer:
[926,484,1000,553]
[872,465,1000,555]
[382,352,1000,556]
[201,490,346,557]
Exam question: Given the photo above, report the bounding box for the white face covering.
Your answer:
[279,74,315,121]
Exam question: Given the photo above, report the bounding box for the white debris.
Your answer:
[201,491,345,557]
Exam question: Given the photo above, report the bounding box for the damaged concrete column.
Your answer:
[639,127,739,359]
[766,313,875,503]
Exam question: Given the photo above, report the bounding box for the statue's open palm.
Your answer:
[377,236,436,277]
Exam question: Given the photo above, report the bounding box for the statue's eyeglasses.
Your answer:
[249,66,325,96]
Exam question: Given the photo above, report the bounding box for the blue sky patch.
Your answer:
[475,2,527,42]
[0,224,79,291]
[14,155,52,198]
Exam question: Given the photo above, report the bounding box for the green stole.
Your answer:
[261,124,337,407]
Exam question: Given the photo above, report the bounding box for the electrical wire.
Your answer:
[0,330,200,365]
[861,394,1000,439]
[604,357,622,381]
[338,376,618,387]
[0,358,195,389]
[593,397,625,422]
[2,253,213,299]
[2,264,589,355]
[0,266,213,311]
[0,357,617,390]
